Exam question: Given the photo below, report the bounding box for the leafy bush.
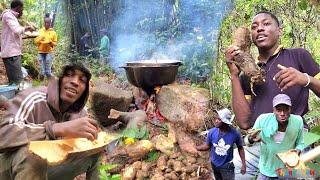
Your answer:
[99,163,120,180]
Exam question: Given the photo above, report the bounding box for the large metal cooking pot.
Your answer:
[125,60,182,66]
[121,61,182,93]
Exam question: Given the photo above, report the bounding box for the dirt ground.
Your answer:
[0,58,8,85]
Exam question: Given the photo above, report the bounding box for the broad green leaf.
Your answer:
[304,132,320,147]
[305,162,320,172]
[310,125,320,135]
[110,174,121,180]
[145,150,159,162]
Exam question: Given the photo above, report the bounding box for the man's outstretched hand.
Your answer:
[248,129,262,143]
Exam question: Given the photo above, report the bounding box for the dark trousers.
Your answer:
[3,56,23,85]
[211,162,235,180]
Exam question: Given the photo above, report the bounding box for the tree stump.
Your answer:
[156,84,214,132]
[89,83,133,126]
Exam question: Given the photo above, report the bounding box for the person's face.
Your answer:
[273,104,291,124]
[15,6,23,18]
[251,13,281,50]
[214,117,223,128]
[60,69,87,107]
[44,18,51,29]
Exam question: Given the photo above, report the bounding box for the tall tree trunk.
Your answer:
[83,0,94,45]
[69,0,77,51]
[51,1,59,28]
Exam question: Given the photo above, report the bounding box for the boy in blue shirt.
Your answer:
[196,108,246,180]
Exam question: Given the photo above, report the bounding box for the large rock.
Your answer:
[89,83,133,126]
[156,84,214,132]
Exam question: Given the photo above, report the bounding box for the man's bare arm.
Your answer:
[196,143,210,151]
[231,75,252,130]
[225,45,252,130]
[238,147,246,175]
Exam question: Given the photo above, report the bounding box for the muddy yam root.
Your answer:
[231,27,266,94]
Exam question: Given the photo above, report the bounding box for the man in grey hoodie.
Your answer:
[0,63,100,180]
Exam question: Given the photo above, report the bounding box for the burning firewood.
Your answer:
[231,26,266,96]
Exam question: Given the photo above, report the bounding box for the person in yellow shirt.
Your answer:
[34,16,57,80]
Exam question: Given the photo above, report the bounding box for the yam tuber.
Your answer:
[23,31,39,39]
[28,131,118,166]
[157,154,168,171]
[277,150,300,168]
[231,26,266,95]
[125,140,154,159]
[121,161,142,180]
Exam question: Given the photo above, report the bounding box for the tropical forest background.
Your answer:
[0,0,319,154]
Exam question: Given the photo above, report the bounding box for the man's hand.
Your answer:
[241,164,246,175]
[225,45,241,77]
[24,26,34,32]
[274,64,309,91]
[288,149,301,156]
[196,143,210,151]
[248,129,262,143]
[52,117,99,141]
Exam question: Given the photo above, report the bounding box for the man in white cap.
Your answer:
[245,94,304,179]
[196,108,246,180]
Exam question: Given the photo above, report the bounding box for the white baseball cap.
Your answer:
[272,94,292,107]
[215,108,233,125]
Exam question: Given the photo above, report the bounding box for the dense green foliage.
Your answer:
[2,0,319,122]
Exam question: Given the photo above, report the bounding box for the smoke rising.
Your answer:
[109,0,233,78]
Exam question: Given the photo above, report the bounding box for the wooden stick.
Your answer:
[300,145,320,163]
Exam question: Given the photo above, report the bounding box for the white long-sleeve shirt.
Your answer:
[1,9,25,58]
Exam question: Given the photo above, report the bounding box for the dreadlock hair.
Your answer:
[58,63,92,112]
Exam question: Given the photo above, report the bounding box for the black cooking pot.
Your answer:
[125,60,182,66]
[121,61,182,93]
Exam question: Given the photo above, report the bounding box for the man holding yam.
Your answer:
[245,94,304,179]
[224,11,320,178]
[225,11,320,130]
[0,63,100,180]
